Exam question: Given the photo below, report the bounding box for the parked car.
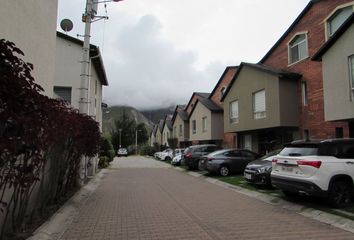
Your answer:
[201,149,259,176]
[171,154,182,166]
[183,144,221,170]
[117,148,128,157]
[271,139,354,208]
[157,148,173,161]
[244,149,282,186]
[171,149,185,166]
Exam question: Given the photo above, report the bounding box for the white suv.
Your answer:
[271,139,354,208]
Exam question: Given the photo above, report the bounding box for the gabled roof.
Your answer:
[171,105,185,124]
[188,98,223,120]
[220,62,302,102]
[162,114,173,131]
[57,31,108,86]
[158,119,164,133]
[152,124,158,136]
[312,13,354,61]
[177,111,189,121]
[259,0,317,64]
[208,66,238,100]
[185,92,210,112]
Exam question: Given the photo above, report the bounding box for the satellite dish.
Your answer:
[60,19,74,32]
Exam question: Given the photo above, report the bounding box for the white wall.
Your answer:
[0,0,58,96]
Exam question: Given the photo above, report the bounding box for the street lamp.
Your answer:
[118,129,122,148]
[135,129,142,155]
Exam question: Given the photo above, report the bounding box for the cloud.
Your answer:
[103,14,226,110]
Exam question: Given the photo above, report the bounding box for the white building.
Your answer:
[0,0,58,96]
[54,32,108,131]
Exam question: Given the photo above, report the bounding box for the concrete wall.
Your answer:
[0,0,58,96]
[322,24,354,121]
[173,114,189,143]
[162,125,171,146]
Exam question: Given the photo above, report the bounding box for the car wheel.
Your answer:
[219,165,230,176]
[165,156,171,161]
[328,181,353,208]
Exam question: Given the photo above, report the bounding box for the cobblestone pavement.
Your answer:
[60,156,354,240]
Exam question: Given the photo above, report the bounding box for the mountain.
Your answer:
[102,105,154,136]
[140,106,175,124]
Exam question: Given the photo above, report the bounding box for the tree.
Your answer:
[136,123,149,145]
[111,112,136,152]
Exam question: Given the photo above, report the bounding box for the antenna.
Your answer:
[60,19,74,33]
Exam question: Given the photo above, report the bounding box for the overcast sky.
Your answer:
[58,0,310,110]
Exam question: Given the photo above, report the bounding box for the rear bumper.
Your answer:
[244,171,271,185]
[271,176,327,197]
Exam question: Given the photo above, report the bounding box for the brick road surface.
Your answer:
[60,156,354,240]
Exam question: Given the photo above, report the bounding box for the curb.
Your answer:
[27,169,109,240]
[174,167,354,234]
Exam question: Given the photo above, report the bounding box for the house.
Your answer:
[259,0,353,140]
[155,119,165,148]
[161,115,173,146]
[188,98,224,146]
[54,32,108,131]
[171,93,209,147]
[171,105,190,148]
[208,66,238,148]
[0,0,58,96]
[150,125,158,147]
[222,63,301,153]
[312,13,354,137]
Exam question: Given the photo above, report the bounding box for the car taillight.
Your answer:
[297,160,322,168]
[272,159,278,163]
[185,152,192,158]
[207,157,214,161]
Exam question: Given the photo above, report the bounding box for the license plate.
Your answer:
[244,173,252,180]
[281,166,293,172]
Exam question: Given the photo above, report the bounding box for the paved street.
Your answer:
[59,156,354,240]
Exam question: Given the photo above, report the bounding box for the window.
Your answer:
[327,6,353,37]
[253,90,266,119]
[192,120,196,134]
[179,124,182,137]
[304,129,310,141]
[301,81,308,106]
[350,55,354,100]
[202,117,207,132]
[288,33,308,64]
[54,86,72,104]
[335,127,344,138]
[220,87,227,100]
[229,100,239,123]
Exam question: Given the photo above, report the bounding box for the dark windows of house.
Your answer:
[53,86,72,104]
[192,120,196,134]
[335,127,344,138]
[179,124,182,137]
[350,55,354,100]
[288,33,308,64]
[220,86,227,100]
[229,100,239,123]
[202,117,207,132]
[304,129,310,141]
[302,81,308,106]
[327,6,353,37]
[253,90,266,119]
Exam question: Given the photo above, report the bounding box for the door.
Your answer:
[243,135,252,151]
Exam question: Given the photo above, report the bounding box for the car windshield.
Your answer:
[259,149,282,161]
[279,146,318,157]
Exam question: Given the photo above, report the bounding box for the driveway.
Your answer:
[55,156,354,239]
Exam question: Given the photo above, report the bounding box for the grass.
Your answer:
[205,173,354,221]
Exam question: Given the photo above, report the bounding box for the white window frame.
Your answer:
[287,32,308,65]
[301,81,308,106]
[229,100,239,124]
[202,117,207,132]
[192,120,196,134]
[220,86,227,100]
[350,55,354,101]
[253,89,266,119]
[324,3,354,39]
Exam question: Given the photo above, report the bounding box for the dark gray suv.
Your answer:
[182,144,221,170]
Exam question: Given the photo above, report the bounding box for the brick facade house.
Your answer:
[259,0,354,140]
